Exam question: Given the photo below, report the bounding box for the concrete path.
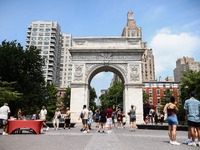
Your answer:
[0,124,199,150]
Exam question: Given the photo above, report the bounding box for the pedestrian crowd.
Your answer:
[0,91,199,147]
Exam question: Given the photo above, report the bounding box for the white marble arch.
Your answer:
[69,37,145,124]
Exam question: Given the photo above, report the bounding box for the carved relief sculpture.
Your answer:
[130,65,140,81]
[74,65,83,81]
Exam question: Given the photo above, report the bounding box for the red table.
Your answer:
[8,120,44,135]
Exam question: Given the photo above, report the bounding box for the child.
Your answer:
[122,111,126,129]
[145,115,149,124]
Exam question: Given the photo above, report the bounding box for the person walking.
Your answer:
[184,91,200,146]
[0,103,10,135]
[39,106,49,132]
[117,109,122,128]
[88,107,93,130]
[64,107,71,130]
[106,105,113,133]
[95,109,100,128]
[163,96,180,146]
[53,108,61,130]
[149,108,155,125]
[128,105,137,132]
[98,106,107,133]
[82,105,89,133]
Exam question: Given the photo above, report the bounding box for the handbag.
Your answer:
[164,104,171,121]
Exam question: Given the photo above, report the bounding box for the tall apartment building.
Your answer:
[59,33,72,88]
[112,11,155,83]
[174,57,200,82]
[26,21,72,87]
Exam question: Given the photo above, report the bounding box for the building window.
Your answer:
[45,33,50,36]
[43,51,48,54]
[44,46,48,49]
[31,41,36,45]
[66,36,70,39]
[45,37,49,40]
[46,24,51,27]
[68,73,72,76]
[149,89,152,96]
[157,98,161,104]
[39,33,43,36]
[149,97,153,104]
[66,40,69,43]
[39,29,44,32]
[157,89,160,96]
[68,77,72,80]
[68,68,72,71]
[33,24,38,27]
[65,44,69,46]
[32,37,36,40]
[40,24,44,27]
[38,37,43,40]
[33,28,37,31]
[37,46,42,49]
[69,64,72,67]
[46,29,50,32]
[44,42,49,45]
[177,90,180,96]
[32,33,37,36]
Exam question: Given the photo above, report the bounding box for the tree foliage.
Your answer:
[44,83,58,120]
[0,40,45,115]
[89,87,97,111]
[180,70,200,101]
[99,81,123,109]
[0,78,21,106]
[143,91,149,103]
[62,87,71,108]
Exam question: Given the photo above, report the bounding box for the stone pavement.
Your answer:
[0,124,199,150]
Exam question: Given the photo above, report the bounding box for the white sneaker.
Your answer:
[188,142,196,146]
[46,127,49,131]
[82,130,87,133]
[183,139,191,144]
[170,141,173,144]
[171,141,180,146]
[2,132,7,136]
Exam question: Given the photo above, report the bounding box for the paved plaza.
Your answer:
[0,124,199,150]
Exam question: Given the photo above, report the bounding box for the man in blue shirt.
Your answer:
[184,91,200,146]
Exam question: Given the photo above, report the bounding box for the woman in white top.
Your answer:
[53,108,61,130]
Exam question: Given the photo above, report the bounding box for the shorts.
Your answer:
[65,119,70,124]
[130,117,136,123]
[95,118,99,123]
[188,121,200,127]
[123,122,126,125]
[100,118,106,123]
[107,118,112,125]
[168,115,178,125]
[0,119,8,126]
[83,119,88,125]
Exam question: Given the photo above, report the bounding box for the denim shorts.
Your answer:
[168,115,178,125]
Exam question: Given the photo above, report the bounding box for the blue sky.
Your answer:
[0,0,200,97]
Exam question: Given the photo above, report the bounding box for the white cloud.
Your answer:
[149,28,200,78]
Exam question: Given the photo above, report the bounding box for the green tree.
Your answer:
[0,78,21,106]
[0,40,45,115]
[62,87,71,108]
[161,88,174,105]
[143,91,149,103]
[89,87,97,111]
[44,83,58,120]
[99,81,123,109]
[180,70,200,101]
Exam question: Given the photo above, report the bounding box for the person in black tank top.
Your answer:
[98,106,107,133]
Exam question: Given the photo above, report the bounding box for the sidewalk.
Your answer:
[0,123,198,150]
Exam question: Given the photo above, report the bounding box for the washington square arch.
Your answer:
[69,36,145,124]
[69,11,146,124]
